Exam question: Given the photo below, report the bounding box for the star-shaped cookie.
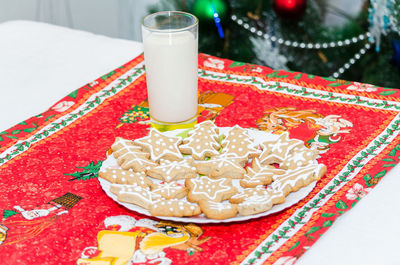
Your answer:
[186,176,237,202]
[146,159,197,182]
[259,132,303,165]
[111,137,157,171]
[134,129,183,162]
[280,145,318,169]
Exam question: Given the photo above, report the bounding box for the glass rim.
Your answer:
[142,11,198,33]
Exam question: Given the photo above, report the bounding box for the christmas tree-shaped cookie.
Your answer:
[179,120,221,160]
[220,125,260,162]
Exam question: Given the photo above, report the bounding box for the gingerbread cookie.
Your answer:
[259,132,303,165]
[229,185,267,202]
[146,159,197,182]
[149,199,201,217]
[198,200,238,220]
[271,164,327,196]
[150,182,188,199]
[102,121,327,220]
[99,167,152,188]
[240,158,286,188]
[134,129,183,162]
[179,120,221,160]
[235,187,284,215]
[110,184,161,209]
[111,137,157,171]
[186,176,237,203]
[237,195,273,216]
[194,154,246,179]
[220,125,260,161]
[281,145,318,169]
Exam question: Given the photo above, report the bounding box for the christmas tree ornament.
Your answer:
[389,0,400,35]
[192,0,228,38]
[391,39,400,70]
[192,0,228,21]
[368,0,395,52]
[273,0,307,19]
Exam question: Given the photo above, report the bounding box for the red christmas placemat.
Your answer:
[1,53,400,265]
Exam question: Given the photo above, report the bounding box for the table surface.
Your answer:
[1,20,399,265]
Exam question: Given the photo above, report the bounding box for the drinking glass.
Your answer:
[142,11,199,131]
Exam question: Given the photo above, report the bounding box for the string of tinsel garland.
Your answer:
[231,15,374,78]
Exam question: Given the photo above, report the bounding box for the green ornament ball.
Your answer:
[192,0,228,21]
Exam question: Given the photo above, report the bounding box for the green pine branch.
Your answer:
[65,160,104,181]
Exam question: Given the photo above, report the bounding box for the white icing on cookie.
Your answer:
[259,132,303,164]
[112,184,161,204]
[151,182,185,198]
[147,159,196,182]
[220,125,260,159]
[189,177,234,201]
[134,129,183,161]
[271,164,325,195]
[112,137,157,170]
[179,120,221,159]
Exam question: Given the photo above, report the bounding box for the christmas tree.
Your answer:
[150,0,400,88]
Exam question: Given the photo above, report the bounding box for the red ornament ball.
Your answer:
[273,0,307,19]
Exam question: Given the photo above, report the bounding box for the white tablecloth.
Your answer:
[1,20,399,265]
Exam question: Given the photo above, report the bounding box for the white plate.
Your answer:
[98,127,318,224]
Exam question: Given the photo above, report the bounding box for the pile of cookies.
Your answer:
[100,120,326,220]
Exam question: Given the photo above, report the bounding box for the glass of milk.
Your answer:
[142,11,199,131]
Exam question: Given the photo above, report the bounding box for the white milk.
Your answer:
[143,31,198,123]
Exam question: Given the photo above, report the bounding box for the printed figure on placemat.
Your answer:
[0,192,82,246]
[115,91,234,128]
[77,215,210,265]
[257,107,353,154]
[197,90,234,122]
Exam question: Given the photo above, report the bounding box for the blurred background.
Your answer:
[1,0,399,88]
